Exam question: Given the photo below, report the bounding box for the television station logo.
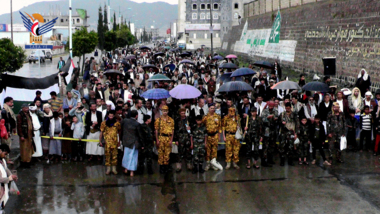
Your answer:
[19,12,58,36]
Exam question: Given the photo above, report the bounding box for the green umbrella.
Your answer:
[148,74,170,82]
[164,46,171,50]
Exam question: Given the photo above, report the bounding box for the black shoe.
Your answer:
[198,164,205,173]
[261,161,272,167]
[159,165,165,174]
[267,155,275,165]
[288,160,295,166]
[280,157,285,166]
[167,165,172,172]
[147,166,154,175]
[192,164,198,174]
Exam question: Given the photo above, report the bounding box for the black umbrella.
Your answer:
[125,55,135,60]
[103,69,124,76]
[253,60,274,69]
[219,63,238,69]
[218,81,254,93]
[139,46,151,50]
[179,59,195,65]
[179,52,191,57]
[302,81,330,92]
[216,73,242,83]
[154,52,165,58]
[142,64,159,73]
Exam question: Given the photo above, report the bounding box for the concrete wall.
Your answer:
[222,0,380,84]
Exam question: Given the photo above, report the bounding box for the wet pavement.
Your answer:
[4,150,380,214]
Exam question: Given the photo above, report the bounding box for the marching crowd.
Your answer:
[2,44,379,178]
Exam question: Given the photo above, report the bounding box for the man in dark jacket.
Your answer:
[309,114,330,166]
[17,104,34,167]
[138,115,154,175]
[120,110,142,176]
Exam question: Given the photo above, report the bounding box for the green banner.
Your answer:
[76,9,87,20]
[269,10,281,43]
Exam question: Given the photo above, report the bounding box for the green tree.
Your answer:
[103,4,109,32]
[66,27,98,74]
[104,31,117,51]
[97,6,104,50]
[116,25,136,49]
[0,38,26,73]
[113,12,117,31]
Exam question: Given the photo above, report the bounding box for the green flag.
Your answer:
[76,9,86,20]
[269,10,281,43]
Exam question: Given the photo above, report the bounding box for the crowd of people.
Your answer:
[1,43,378,179]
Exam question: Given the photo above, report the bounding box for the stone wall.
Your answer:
[222,0,380,87]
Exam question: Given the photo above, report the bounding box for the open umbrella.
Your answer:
[179,59,195,65]
[103,69,124,76]
[253,60,274,69]
[125,55,136,60]
[148,74,170,82]
[163,64,176,71]
[216,73,242,83]
[164,46,171,50]
[218,81,253,93]
[219,63,238,69]
[302,81,330,92]
[213,55,224,60]
[169,84,201,99]
[139,46,151,50]
[154,52,165,58]
[142,64,159,73]
[230,68,256,78]
[271,80,301,90]
[141,89,170,100]
[225,54,238,59]
[179,52,192,58]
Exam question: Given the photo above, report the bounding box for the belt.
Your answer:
[160,134,172,137]
[207,132,218,136]
[90,129,99,133]
[226,132,235,135]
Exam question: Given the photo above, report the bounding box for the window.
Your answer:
[193,33,196,39]
[61,19,64,22]
[66,19,68,21]
[234,3,239,9]
[201,4,205,10]
[200,13,205,19]
[44,19,46,22]
[77,18,80,23]
[192,13,197,20]
[193,4,197,10]
[213,13,219,19]
[205,33,207,39]
[206,13,210,19]
[207,4,211,9]
[214,3,219,10]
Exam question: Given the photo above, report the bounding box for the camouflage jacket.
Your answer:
[298,123,309,141]
[279,111,299,134]
[261,108,279,128]
[174,117,191,142]
[191,124,207,144]
[247,116,262,137]
[326,112,346,136]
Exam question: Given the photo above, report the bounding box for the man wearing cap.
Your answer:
[279,103,299,166]
[202,104,222,171]
[29,104,43,158]
[48,91,63,113]
[260,101,278,167]
[222,107,241,169]
[17,104,34,167]
[155,105,175,174]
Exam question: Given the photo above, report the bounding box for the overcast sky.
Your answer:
[1,0,178,16]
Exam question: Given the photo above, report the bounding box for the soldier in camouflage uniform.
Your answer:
[297,117,310,165]
[138,115,155,174]
[279,103,299,166]
[260,101,278,167]
[202,104,222,171]
[174,108,192,172]
[326,102,346,164]
[222,107,241,169]
[191,115,207,174]
[245,107,262,169]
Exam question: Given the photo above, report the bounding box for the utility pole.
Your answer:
[69,0,72,58]
[10,0,13,43]
[210,0,214,56]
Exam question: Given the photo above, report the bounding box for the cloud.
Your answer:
[1,0,58,16]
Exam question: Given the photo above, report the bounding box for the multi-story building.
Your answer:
[220,0,250,42]
[179,0,222,50]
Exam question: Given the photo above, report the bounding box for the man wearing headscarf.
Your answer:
[16,103,34,167]
[355,69,371,98]
[260,101,278,167]
[348,87,363,115]
[326,102,346,164]
[29,104,43,158]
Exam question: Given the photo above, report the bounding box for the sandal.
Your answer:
[246,164,251,169]
[311,159,316,165]
[303,161,309,165]
[298,161,303,165]
[253,165,260,169]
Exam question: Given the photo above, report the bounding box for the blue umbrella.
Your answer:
[141,89,170,100]
[163,64,176,71]
[218,81,253,93]
[219,62,238,69]
[217,73,242,83]
[179,59,195,65]
[230,68,257,78]
[253,60,274,69]
[213,55,224,60]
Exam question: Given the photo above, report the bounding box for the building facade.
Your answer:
[220,0,250,42]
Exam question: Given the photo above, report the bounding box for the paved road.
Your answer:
[4,151,380,213]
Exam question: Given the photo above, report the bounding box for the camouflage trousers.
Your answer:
[176,139,192,163]
[262,131,277,158]
[105,142,118,166]
[158,136,172,165]
[138,141,154,167]
[193,143,206,165]
[297,139,309,158]
[246,134,260,160]
[206,134,219,161]
[279,131,296,158]
[225,134,241,163]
